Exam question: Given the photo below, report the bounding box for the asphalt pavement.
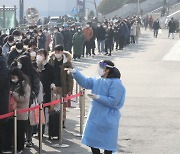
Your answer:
[23,29,180,154]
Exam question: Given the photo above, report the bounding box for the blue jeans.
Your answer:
[97,40,105,53]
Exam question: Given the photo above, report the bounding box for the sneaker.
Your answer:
[17,150,23,154]
[26,141,33,147]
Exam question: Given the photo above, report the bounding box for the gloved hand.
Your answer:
[87,94,100,100]
[50,83,56,91]
[64,68,76,74]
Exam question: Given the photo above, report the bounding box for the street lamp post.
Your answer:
[19,0,24,25]
[137,0,140,15]
[85,0,98,20]
[93,0,98,19]
[164,0,167,5]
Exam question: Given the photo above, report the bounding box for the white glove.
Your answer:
[87,94,100,100]
[50,83,56,91]
[64,68,76,74]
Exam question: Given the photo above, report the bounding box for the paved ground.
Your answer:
[24,30,180,154]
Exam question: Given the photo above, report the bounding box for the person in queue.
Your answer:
[8,41,26,66]
[0,46,10,153]
[16,55,40,147]
[72,27,85,60]
[10,67,31,153]
[52,26,64,50]
[37,29,46,50]
[26,39,39,67]
[65,60,126,154]
[49,45,74,128]
[82,22,94,56]
[36,49,54,133]
[2,35,15,59]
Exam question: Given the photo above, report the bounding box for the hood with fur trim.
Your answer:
[49,50,72,64]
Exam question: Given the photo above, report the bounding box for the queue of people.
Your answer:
[0,16,141,153]
[0,33,73,153]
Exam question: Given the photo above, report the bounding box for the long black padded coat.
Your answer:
[0,55,10,119]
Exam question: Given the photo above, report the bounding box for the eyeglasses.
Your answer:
[99,61,114,68]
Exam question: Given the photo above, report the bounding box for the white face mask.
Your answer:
[78,30,81,32]
[98,67,105,77]
[16,49,23,53]
[43,30,47,33]
[11,79,19,83]
[17,62,22,69]
[29,29,33,32]
[86,25,90,27]
[14,37,19,41]
[54,30,58,33]
[30,51,36,57]
[55,53,62,59]
[15,36,22,41]
[8,42,14,46]
[36,55,43,63]
[27,35,31,39]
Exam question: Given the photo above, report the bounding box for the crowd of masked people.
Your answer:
[0,28,74,153]
[0,15,141,153]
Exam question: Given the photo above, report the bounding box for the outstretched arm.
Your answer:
[65,68,94,90]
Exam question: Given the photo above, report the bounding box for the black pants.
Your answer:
[130,35,135,44]
[105,40,113,54]
[85,41,91,55]
[17,120,26,151]
[3,119,13,151]
[0,120,7,152]
[154,29,158,38]
[115,40,119,49]
[26,120,33,142]
[119,36,125,49]
[91,147,112,154]
[74,54,81,59]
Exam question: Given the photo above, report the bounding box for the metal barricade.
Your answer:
[13,110,17,154]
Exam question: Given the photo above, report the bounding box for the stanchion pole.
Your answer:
[80,89,85,135]
[74,83,80,110]
[14,109,17,154]
[76,81,78,104]
[39,103,43,154]
[59,98,64,146]
[79,86,81,108]
[82,89,86,117]
[76,87,87,124]
[52,98,69,148]
[73,89,85,137]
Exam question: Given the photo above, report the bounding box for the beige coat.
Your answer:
[136,23,141,37]
[12,82,31,120]
[130,24,137,36]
